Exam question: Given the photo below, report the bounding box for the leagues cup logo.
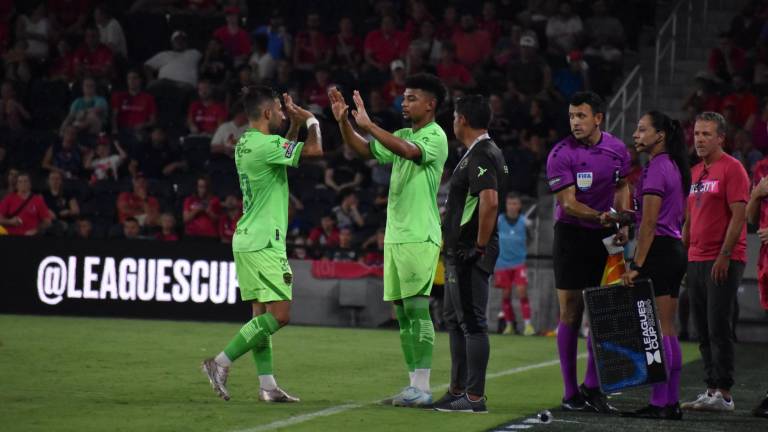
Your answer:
[637,299,662,365]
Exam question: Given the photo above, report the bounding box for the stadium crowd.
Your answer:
[0,0,650,260]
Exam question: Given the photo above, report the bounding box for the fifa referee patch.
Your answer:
[576,172,593,190]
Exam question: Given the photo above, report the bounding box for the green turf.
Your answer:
[0,315,701,432]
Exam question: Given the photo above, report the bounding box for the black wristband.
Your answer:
[629,261,643,272]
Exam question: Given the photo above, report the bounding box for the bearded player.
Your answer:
[202,86,322,402]
[328,74,447,407]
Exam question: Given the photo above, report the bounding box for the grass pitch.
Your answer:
[0,314,739,432]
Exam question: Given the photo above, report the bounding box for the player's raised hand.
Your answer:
[328,87,349,122]
[283,93,314,123]
[350,90,374,131]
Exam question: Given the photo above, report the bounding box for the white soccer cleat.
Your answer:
[259,387,300,403]
[201,358,230,401]
[392,386,433,407]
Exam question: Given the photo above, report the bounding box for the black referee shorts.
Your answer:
[642,236,686,298]
[553,222,614,290]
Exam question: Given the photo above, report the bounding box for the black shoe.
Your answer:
[666,402,683,420]
[753,396,768,418]
[620,405,682,420]
[433,394,488,413]
[579,384,618,414]
[424,391,463,409]
[561,393,593,412]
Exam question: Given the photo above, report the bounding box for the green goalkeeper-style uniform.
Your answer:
[370,121,447,301]
[233,129,303,303]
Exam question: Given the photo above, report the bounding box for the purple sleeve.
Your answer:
[641,159,666,196]
[546,146,574,192]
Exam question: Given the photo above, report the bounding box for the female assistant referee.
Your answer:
[621,111,691,420]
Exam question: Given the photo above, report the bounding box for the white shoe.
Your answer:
[392,386,433,407]
[201,358,230,401]
[698,391,735,412]
[681,391,713,410]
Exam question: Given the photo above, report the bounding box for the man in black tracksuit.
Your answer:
[433,95,508,414]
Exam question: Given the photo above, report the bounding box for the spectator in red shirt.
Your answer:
[403,0,434,40]
[116,172,160,226]
[293,12,331,73]
[436,5,459,41]
[213,6,251,65]
[381,60,407,108]
[303,66,332,110]
[73,26,114,81]
[721,75,758,128]
[308,213,340,249]
[478,1,503,44]
[111,70,157,136]
[187,79,227,135]
[436,42,475,89]
[156,212,179,241]
[183,176,221,239]
[0,172,52,236]
[708,32,747,83]
[332,17,363,73]
[362,228,385,266]
[218,194,242,244]
[364,15,409,74]
[49,39,76,82]
[452,14,492,70]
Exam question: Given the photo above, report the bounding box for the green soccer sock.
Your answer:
[395,303,416,374]
[222,313,280,362]
[251,334,273,376]
[403,296,434,370]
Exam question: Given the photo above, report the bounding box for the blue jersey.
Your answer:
[495,214,527,269]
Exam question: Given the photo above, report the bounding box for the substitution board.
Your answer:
[583,279,667,393]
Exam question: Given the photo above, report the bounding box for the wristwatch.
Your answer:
[629,261,643,272]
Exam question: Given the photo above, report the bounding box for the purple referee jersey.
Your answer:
[633,153,684,239]
[546,132,631,229]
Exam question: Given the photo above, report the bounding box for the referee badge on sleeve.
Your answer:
[576,172,593,191]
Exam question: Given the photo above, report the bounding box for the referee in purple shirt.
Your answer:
[546,91,631,413]
[620,111,690,420]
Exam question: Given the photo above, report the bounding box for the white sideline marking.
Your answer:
[232,353,588,432]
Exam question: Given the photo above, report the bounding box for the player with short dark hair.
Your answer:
[201,85,323,403]
[681,111,749,412]
[328,73,448,407]
[432,94,507,414]
[620,111,691,420]
[546,91,631,413]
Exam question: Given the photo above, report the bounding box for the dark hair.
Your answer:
[454,95,491,129]
[644,110,692,199]
[124,217,139,225]
[569,91,605,115]
[404,73,447,111]
[506,191,521,201]
[253,33,269,51]
[242,85,278,120]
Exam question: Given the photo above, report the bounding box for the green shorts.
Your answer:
[234,248,293,303]
[383,242,440,301]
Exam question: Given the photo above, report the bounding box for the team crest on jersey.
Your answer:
[576,172,593,191]
[283,272,293,285]
[283,141,298,158]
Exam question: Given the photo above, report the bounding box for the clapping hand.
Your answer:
[350,90,374,131]
[327,87,349,122]
[283,93,314,124]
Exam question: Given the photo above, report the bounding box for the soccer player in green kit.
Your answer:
[328,74,448,407]
[202,85,322,402]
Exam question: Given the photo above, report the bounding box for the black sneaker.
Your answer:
[666,402,683,420]
[620,404,668,419]
[579,384,618,414]
[433,394,488,413]
[753,396,768,418]
[561,393,593,411]
[423,391,463,409]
